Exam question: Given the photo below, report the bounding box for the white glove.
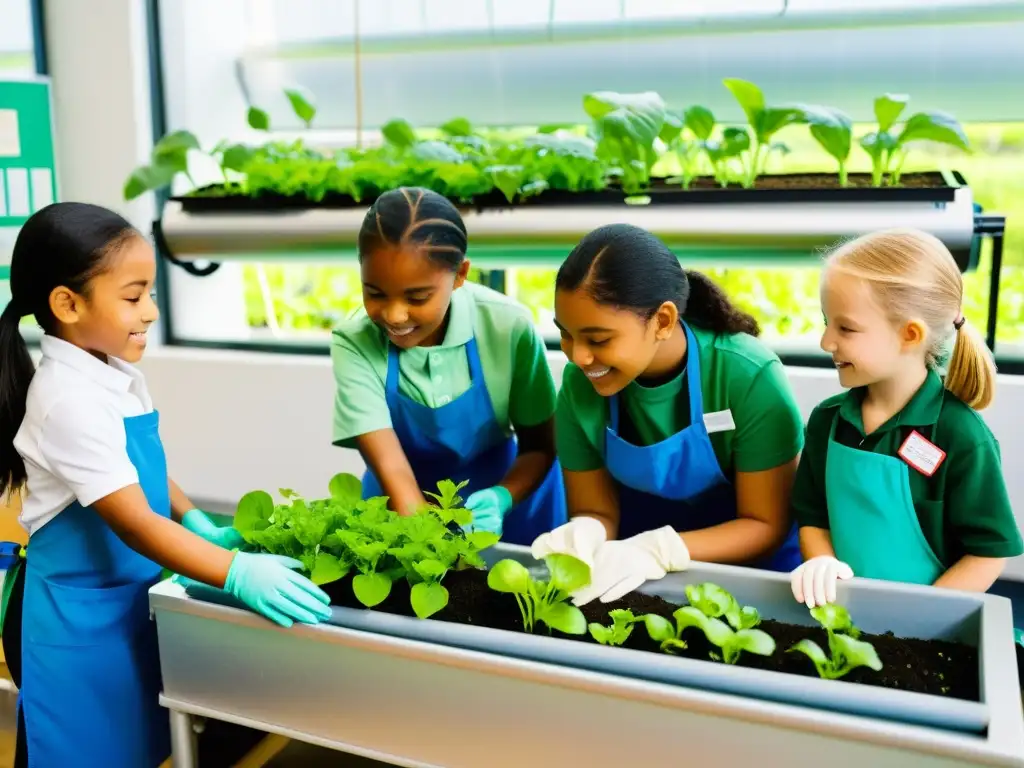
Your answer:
[790,556,853,609]
[531,517,607,566]
[570,526,690,607]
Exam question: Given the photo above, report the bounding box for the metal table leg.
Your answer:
[169,708,198,768]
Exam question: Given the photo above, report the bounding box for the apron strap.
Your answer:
[681,322,705,425]
[464,337,483,383]
[608,394,621,432]
[385,343,401,397]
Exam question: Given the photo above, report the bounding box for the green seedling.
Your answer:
[810,603,860,638]
[685,582,762,631]
[423,479,472,528]
[858,93,970,186]
[284,86,317,129]
[583,90,667,193]
[487,554,590,635]
[722,78,802,188]
[799,105,854,186]
[644,607,775,664]
[588,609,640,647]
[789,632,882,680]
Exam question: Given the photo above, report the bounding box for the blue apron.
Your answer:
[604,322,801,571]
[19,410,171,767]
[361,337,566,545]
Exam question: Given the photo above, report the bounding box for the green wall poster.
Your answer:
[0,77,58,231]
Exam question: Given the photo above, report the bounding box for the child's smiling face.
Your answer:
[819,267,924,389]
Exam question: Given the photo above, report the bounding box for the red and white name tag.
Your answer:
[898,430,946,477]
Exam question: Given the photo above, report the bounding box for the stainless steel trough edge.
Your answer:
[158,186,976,263]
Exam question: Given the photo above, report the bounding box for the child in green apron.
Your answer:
[789,228,1023,615]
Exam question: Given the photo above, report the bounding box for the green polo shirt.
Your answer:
[791,370,1023,565]
[556,326,805,478]
[331,281,556,448]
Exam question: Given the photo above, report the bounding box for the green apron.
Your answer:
[825,412,944,584]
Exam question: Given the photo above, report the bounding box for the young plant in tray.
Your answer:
[721,78,802,188]
[644,583,776,664]
[588,609,642,647]
[487,554,591,635]
[858,93,970,186]
[788,603,883,680]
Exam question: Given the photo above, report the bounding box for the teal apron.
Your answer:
[826,413,944,583]
[14,410,172,766]
[825,410,1024,647]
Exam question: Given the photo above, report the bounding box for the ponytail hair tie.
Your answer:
[953,314,966,331]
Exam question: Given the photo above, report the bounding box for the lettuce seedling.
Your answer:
[799,105,853,186]
[588,609,640,647]
[789,633,882,680]
[858,94,970,186]
[423,479,472,529]
[583,91,667,193]
[685,582,761,631]
[643,607,775,664]
[810,603,860,638]
[487,554,590,635]
[722,78,802,188]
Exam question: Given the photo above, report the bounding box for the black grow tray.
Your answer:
[170,171,964,215]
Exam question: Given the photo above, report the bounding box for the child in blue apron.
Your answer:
[789,228,1023,614]
[331,187,565,544]
[532,223,805,605]
[0,202,332,767]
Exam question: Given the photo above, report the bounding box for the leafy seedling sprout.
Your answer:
[588,609,640,647]
[789,602,881,680]
[487,554,590,635]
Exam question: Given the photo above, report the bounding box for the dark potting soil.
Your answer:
[321,568,979,702]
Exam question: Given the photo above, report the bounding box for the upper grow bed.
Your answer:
[127,80,972,211]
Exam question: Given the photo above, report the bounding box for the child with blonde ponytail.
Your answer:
[788,228,1022,610]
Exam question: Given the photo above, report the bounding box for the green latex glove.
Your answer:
[464,486,513,538]
[225,552,332,628]
[182,508,244,550]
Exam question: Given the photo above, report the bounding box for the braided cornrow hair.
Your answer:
[358,187,468,269]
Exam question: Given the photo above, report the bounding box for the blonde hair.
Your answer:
[825,228,996,410]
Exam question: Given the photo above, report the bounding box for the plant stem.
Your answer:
[838,162,847,188]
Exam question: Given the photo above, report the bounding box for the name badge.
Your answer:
[898,430,946,477]
[703,409,736,434]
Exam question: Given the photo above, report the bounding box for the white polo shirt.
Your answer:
[14,335,153,535]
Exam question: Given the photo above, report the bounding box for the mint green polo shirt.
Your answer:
[791,370,1023,565]
[556,326,805,478]
[331,281,557,448]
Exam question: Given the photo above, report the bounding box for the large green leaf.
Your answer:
[874,93,909,133]
[410,582,449,619]
[544,553,590,594]
[539,602,587,635]
[310,552,347,585]
[801,105,853,162]
[583,91,666,149]
[897,111,970,152]
[221,144,255,172]
[382,118,417,148]
[722,79,765,124]
[486,559,531,595]
[683,105,715,140]
[123,162,178,201]
[234,490,274,533]
[247,107,270,131]
[352,572,392,607]
[285,87,317,126]
[328,473,362,504]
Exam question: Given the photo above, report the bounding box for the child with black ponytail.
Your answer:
[0,202,331,767]
[533,223,805,606]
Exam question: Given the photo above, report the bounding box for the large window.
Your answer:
[154,0,1024,361]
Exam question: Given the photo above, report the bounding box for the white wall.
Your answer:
[138,347,1024,580]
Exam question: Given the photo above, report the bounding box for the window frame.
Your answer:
[144,0,1024,375]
